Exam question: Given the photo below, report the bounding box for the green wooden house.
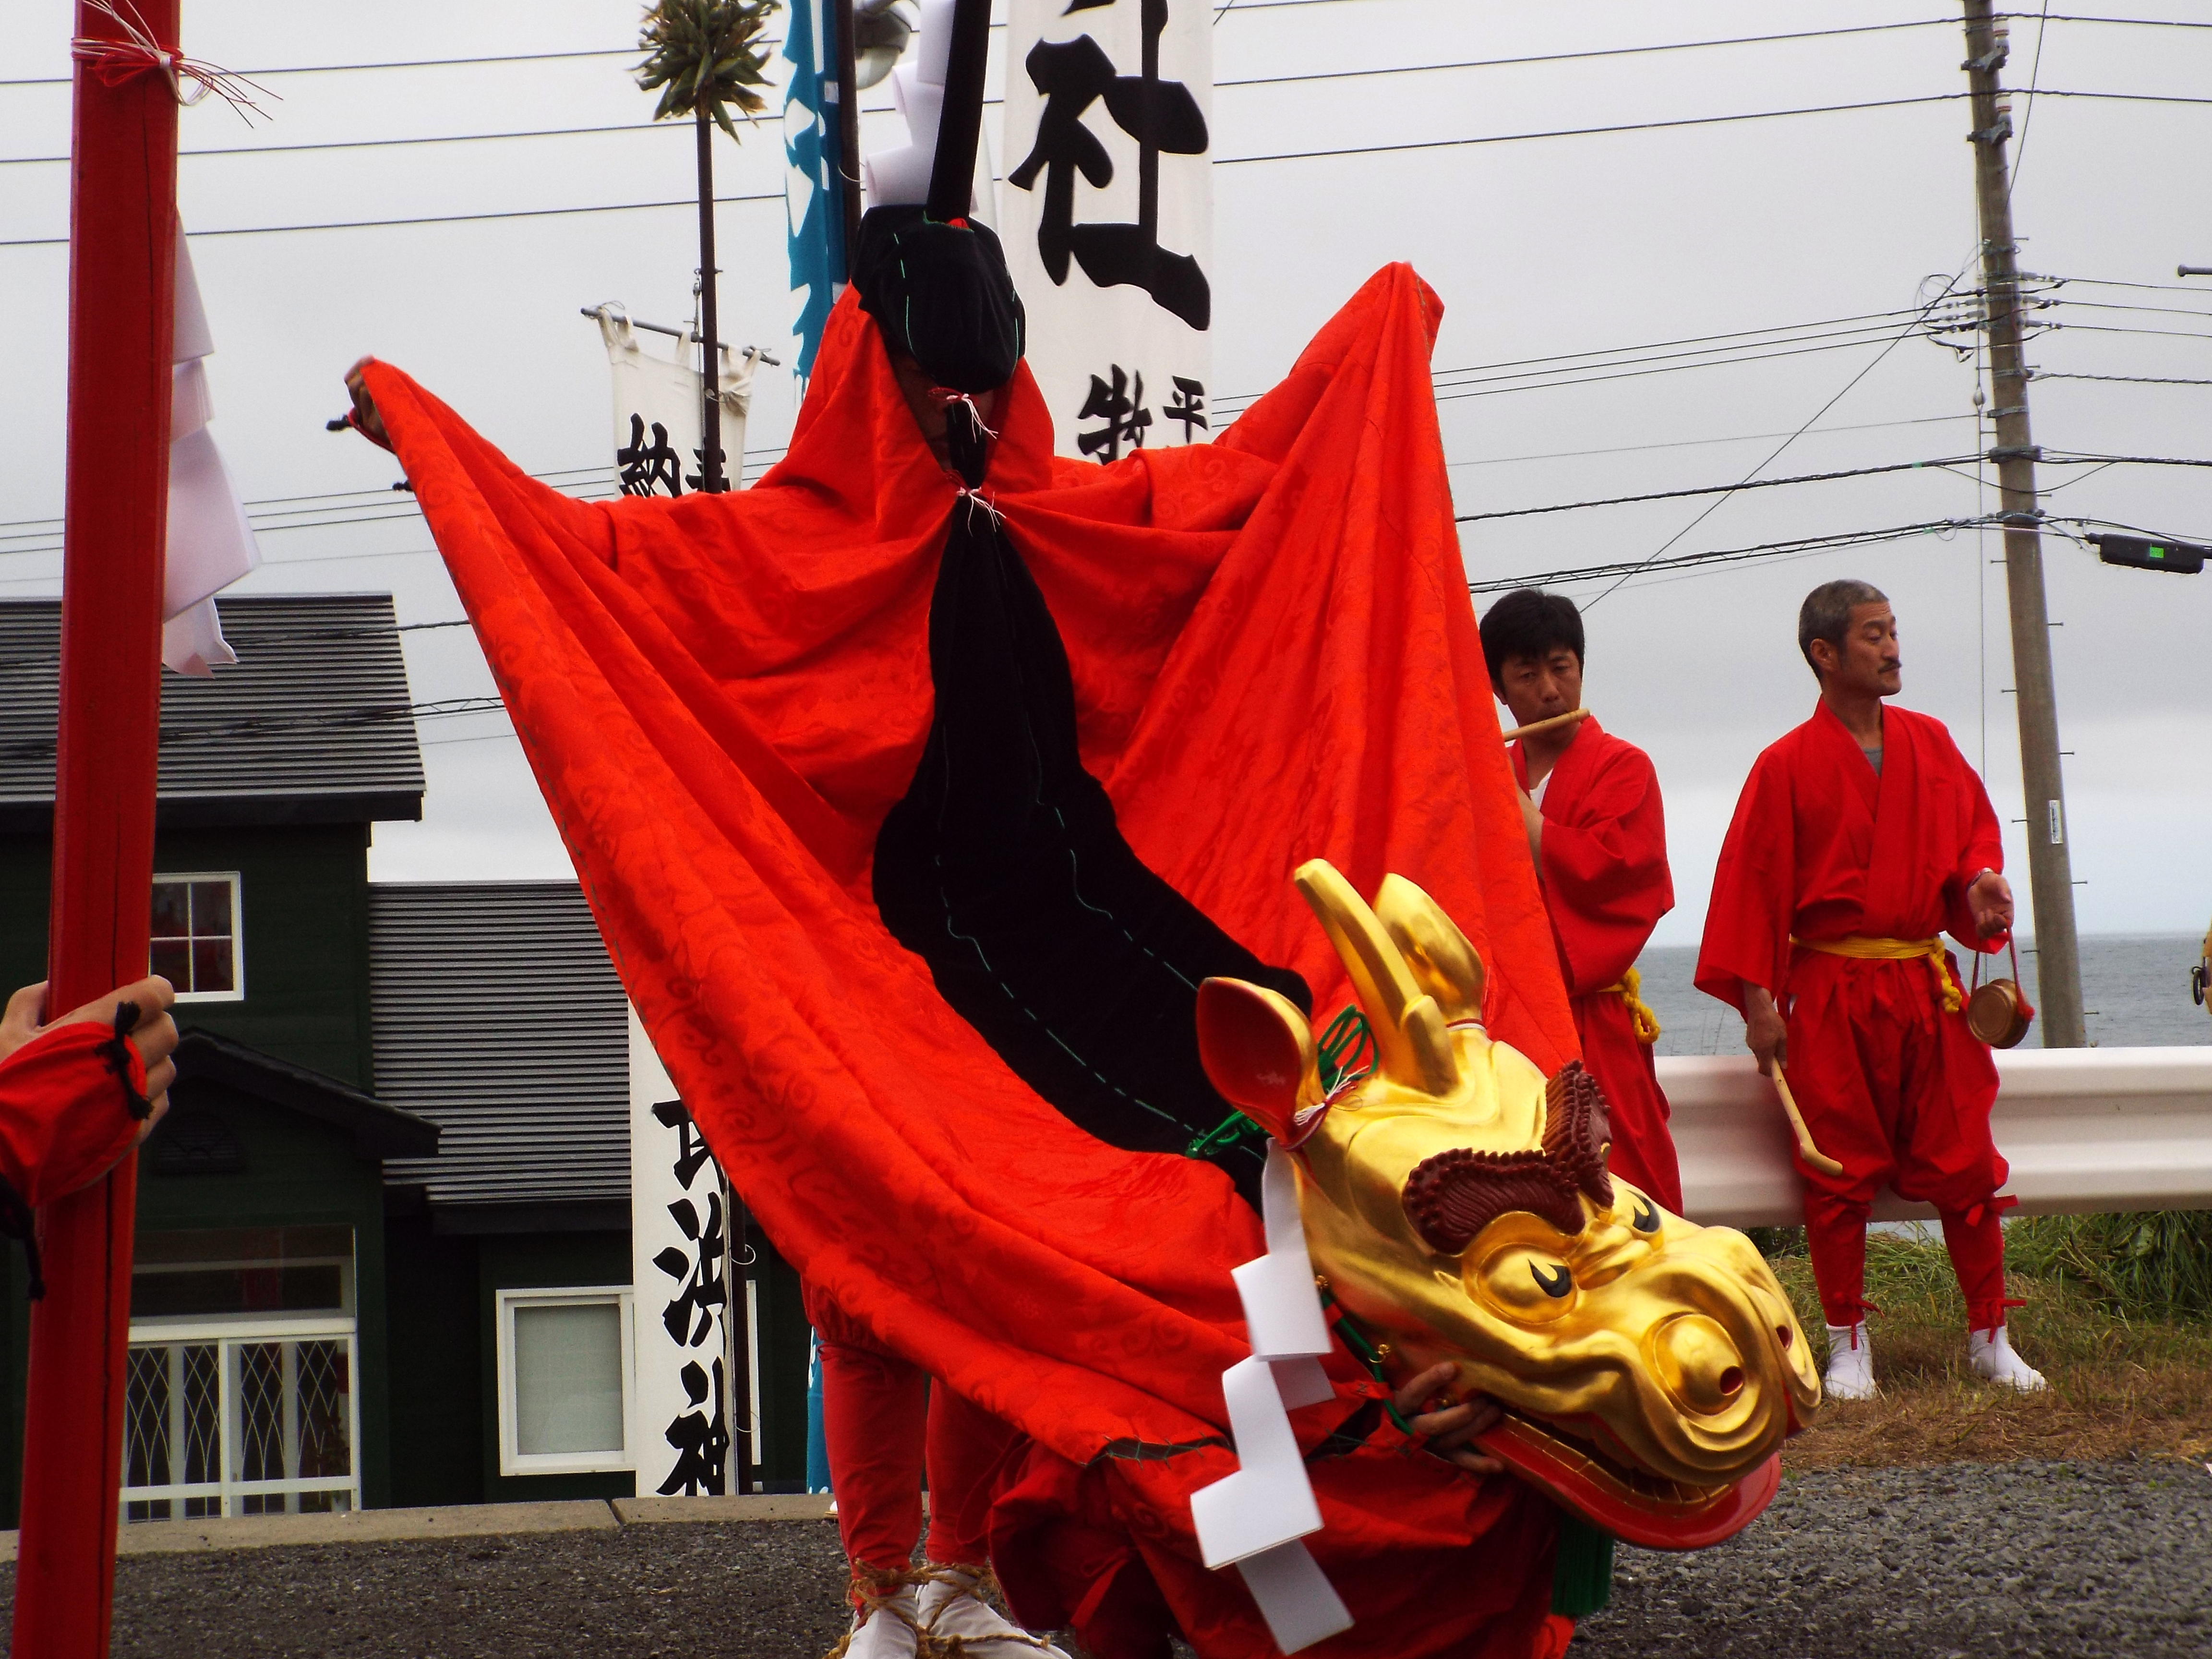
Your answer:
[0,595,808,1526]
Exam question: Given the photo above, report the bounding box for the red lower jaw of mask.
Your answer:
[1473,1411,1783,1552]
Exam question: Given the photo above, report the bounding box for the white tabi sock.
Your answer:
[1969,1325,2048,1392]
[844,1584,921,1659]
[1822,1321,1877,1401]
[917,1566,1070,1658]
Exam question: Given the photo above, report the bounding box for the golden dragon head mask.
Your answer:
[1197,861,1819,1550]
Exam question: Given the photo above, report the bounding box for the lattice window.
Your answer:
[121,1328,357,1521]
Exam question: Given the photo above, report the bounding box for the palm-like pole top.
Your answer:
[637,0,778,140]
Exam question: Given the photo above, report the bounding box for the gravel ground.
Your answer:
[1575,1460,2212,1659]
[2,1460,2202,1657]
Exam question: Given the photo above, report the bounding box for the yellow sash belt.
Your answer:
[1791,934,1962,1012]
[1594,966,1663,1045]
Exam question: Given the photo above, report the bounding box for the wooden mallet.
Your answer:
[1770,1068,1847,1178]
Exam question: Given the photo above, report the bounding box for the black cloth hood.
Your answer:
[852,205,1026,394]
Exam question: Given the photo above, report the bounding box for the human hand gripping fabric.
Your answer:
[339,358,394,452]
[0,977,178,1144]
[1394,1360,1505,1475]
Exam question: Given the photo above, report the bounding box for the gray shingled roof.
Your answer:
[0,593,426,831]
[370,882,630,1229]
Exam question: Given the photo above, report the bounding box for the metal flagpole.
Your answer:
[833,0,864,276]
[695,96,725,494]
[15,2,180,1650]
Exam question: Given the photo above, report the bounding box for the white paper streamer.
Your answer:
[1189,1144,1353,1650]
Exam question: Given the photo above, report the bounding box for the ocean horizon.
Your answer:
[1635,932,2212,1058]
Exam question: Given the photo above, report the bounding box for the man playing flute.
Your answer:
[1482,588,1683,1210]
[1695,579,2045,1399]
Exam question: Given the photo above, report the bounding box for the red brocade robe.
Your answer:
[1694,702,2009,1210]
[0,1022,147,1214]
[1511,718,1682,1211]
[360,267,1581,1659]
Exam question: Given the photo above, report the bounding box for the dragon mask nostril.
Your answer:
[1652,1314,1750,1417]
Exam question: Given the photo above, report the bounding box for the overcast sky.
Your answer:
[3,0,2209,959]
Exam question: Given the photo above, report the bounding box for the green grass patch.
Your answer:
[1747,1226,2212,1467]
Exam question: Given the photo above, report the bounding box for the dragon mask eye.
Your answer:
[1471,1243,1578,1323]
[1630,1194,1660,1234]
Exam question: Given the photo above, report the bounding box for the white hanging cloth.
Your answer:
[162,222,262,676]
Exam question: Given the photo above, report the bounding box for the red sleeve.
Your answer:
[1695,747,1797,1014]
[1540,745,1672,994]
[1943,740,2008,954]
[0,1022,145,1207]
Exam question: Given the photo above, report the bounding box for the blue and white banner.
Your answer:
[783,0,848,381]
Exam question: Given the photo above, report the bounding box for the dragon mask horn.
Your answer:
[1293,860,1461,1095]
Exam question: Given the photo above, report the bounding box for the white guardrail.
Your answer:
[1665,1049,2212,1228]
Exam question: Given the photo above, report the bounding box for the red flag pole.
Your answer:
[15,3,180,1650]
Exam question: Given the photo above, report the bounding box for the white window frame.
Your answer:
[151,870,246,1004]
[494,1286,636,1477]
[120,1312,361,1522]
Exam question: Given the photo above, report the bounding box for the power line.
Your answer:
[1209,19,1972,89]
[1215,303,1953,413]
[1429,307,1938,379]
[1579,255,1984,609]
[12,85,2203,242]
[1,119,689,167]
[0,616,474,677]
[2041,449,2212,470]
[1452,456,1986,524]
[1430,332,1955,403]
[0,694,507,762]
[1445,411,1978,469]
[1215,95,1974,168]
[0,190,784,250]
[2057,273,2212,295]
[1468,517,2000,595]
[2035,371,2212,385]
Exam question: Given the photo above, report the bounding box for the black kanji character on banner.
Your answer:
[657,1358,731,1496]
[1163,376,1207,439]
[654,1190,727,1346]
[1078,365,1151,462]
[616,413,684,497]
[651,1098,716,1190]
[685,444,731,495]
[1008,0,1210,329]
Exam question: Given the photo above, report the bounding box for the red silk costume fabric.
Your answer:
[0,1022,144,1207]
[1695,704,2012,1324]
[1512,717,1681,1210]
[359,266,1578,1659]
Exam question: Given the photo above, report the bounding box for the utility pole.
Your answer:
[1961,0,2085,1047]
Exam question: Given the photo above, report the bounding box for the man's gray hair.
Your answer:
[1798,579,1888,671]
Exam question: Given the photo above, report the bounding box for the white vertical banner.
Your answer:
[628,1007,736,1495]
[1000,0,1214,461]
[590,308,762,494]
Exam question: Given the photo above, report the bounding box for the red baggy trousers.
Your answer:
[1783,950,2013,1332]
[805,1280,1019,1589]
